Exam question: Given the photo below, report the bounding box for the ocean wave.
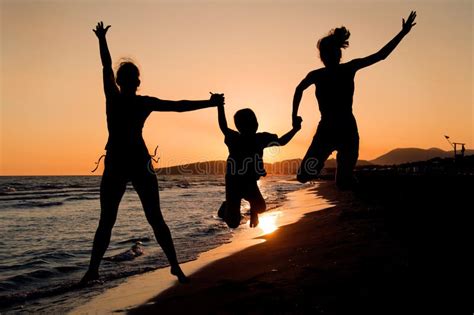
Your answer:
[188,223,228,236]
[0,187,17,194]
[3,269,56,285]
[0,189,99,200]
[1,193,69,201]
[0,192,99,209]
[0,177,99,195]
[12,201,64,209]
[0,184,93,193]
[117,237,151,244]
[0,265,159,310]
[54,266,81,273]
[34,252,76,260]
[104,242,144,262]
[0,174,303,313]
[0,279,82,309]
[0,259,49,271]
[64,195,99,201]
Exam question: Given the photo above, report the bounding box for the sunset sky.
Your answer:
[1,0,472,175]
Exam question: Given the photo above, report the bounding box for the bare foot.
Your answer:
[171,266,189,284]
[79,270,99,285]
[250,212,259,228]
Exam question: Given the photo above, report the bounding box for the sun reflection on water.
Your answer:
[256,211,281,235]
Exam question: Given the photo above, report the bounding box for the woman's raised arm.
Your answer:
[350,11,417,71]
[93,21,118,97]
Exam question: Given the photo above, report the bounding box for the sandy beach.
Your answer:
[127,180,411,315]
[71,184,333,314]
[72,173,472,314]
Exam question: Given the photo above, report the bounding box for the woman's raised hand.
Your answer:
[93,21,111,39]
[402,11,417,34]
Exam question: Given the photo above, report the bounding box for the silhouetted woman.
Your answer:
[292,11,416,189]
[81,22,224,283]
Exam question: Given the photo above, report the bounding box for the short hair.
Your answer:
[234,108,258,133]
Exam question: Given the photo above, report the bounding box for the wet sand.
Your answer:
[75,173,472,314]
[129,180,412,314]
[71,185,333,314]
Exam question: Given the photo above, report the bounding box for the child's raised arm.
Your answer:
[274,116,302,146]
[217,102,231,136]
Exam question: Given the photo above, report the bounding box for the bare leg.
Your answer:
[224,176,243,228]
[132,172,188,283]
[217,201,226,219]
[336,133,359,190]
[224,199,242,229]
[81,170,126,283]
[297,128,333,183]
[246,182,266,228]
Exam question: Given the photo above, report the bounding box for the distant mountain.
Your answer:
[155,160,302,176]
[154,147,472,175]
[156,160,226,175]
[325,158,373,168]
[156,158,372,175]
[370,147,474,165]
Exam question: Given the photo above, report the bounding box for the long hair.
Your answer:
[317,27,350,67]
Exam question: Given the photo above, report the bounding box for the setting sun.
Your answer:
[1,1,472,175]
[0,1,471,313]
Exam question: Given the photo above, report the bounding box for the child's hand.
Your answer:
[210,92,225,107]
[293,116,303,131]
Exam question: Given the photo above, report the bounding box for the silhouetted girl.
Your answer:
[81,22,224,284]
[292,11,416,189]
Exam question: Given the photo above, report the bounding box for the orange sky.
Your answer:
[1,0,472,175]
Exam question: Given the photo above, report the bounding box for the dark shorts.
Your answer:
[99,152,165,226]
[103,152,154,182]
[101,152,158,205]
[219,175,266,228]
[298,118,359,188]
[100,153,163,221]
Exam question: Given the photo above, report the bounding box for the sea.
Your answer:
[0,174,304,313]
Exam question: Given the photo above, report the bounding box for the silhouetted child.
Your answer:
[217,102,302,228]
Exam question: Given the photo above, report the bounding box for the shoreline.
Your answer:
[122,174,473,314]
[126,179,411,315]
[71,185,333,314]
